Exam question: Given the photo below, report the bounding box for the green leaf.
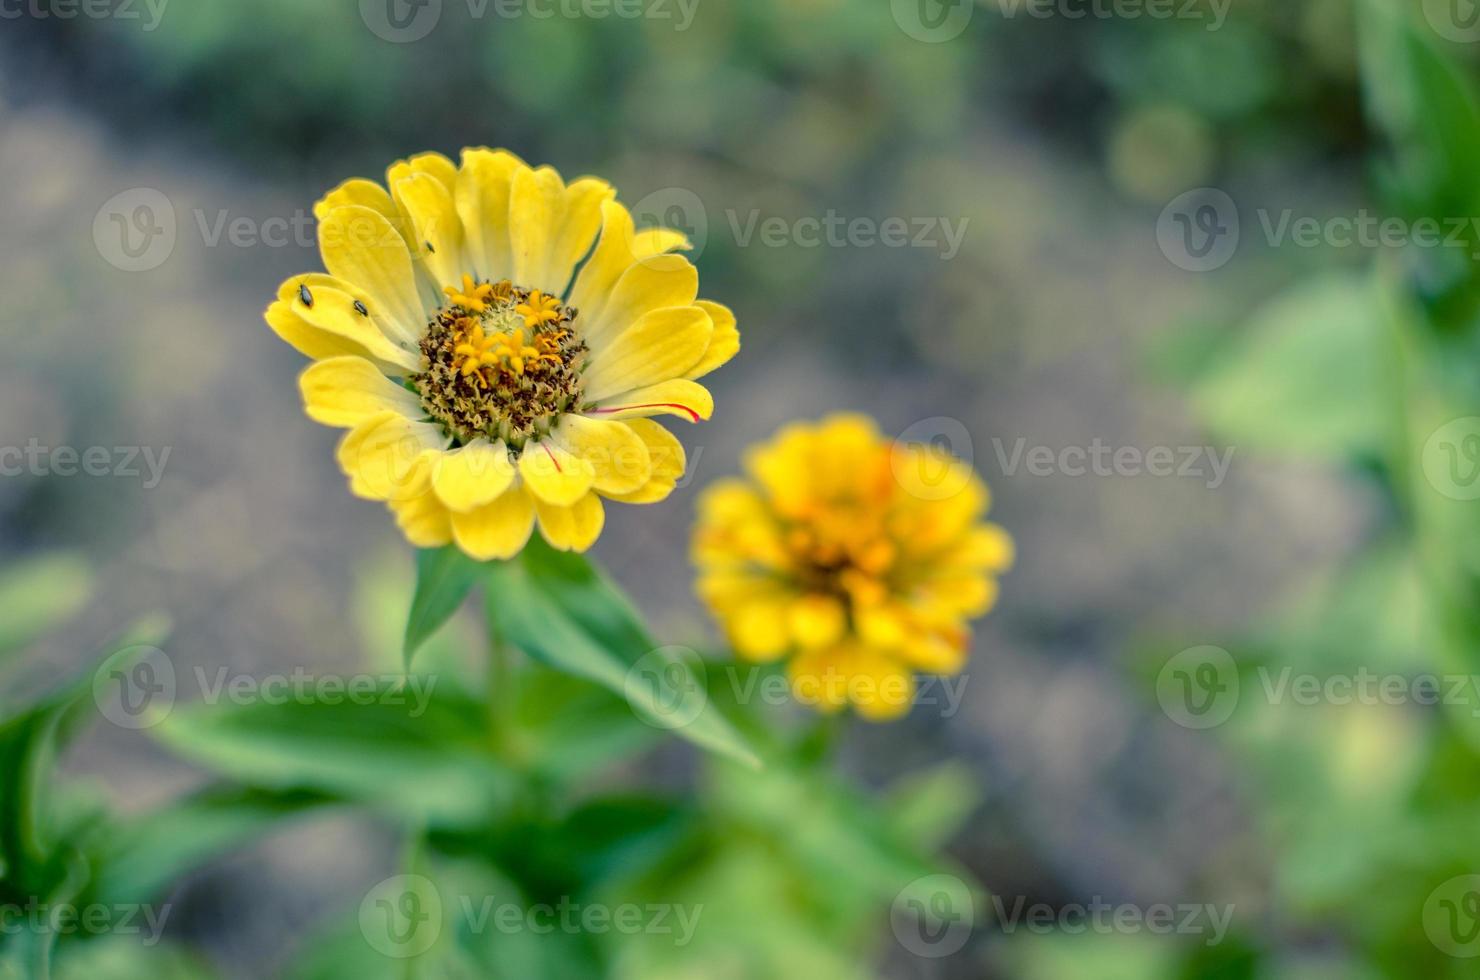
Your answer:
[151,684,516,826]
[91,786,336,905]
[0,616,169,974]
[1191,272,1394,461]
[0,553,93,659]
[403,546,482,668]
[483,537,761,769]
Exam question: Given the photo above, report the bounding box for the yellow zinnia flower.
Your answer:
[266,150,738,560]
[692,415,1012,721]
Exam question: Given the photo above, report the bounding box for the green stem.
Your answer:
[795,710,845,767]
[485,607,514,756]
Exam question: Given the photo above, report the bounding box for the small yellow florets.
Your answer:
[692,415,1012,721]
[414,276,587,446]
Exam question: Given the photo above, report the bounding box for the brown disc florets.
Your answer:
[413,278,588,447]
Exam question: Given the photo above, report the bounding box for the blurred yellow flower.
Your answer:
[693,415,1011,721]
[266,150,738,561]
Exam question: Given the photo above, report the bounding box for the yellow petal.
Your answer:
[581,253,699,350]
[313,178,409,246]
[685,300,739,380]
[600,419,686,504]
[550,416,650,496]
[788,595,847,649]
[517,440,595,507]
[391,171,465,289]
[584,379,714,424]
[787,647,850,712]
[568,200,690,324]
[898,632,969,674]
[299,356,424,428]
[387,151,458,195]
[534,493,606,552]
[286,272,419,350]
[268,278,420,372]
[582,305,712,403]
[847,649,916,722]
[318,205,428,337]
[513,173,613,297]
[390,487,454,549]
[450,486,536,561]
[430,439,516,512]
[455,148,525,281]
[337,412,446,502]
[508,165,565,292]
[728,595,791,662]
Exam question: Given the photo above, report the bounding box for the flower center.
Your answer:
[413,275,588,447]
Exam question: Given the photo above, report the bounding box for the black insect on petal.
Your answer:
[298,283,314,308]
[354,300,369,317]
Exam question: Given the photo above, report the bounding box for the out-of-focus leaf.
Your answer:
[0,553,93,659]
[509,668,661,782]
[484,538,760,769]
[0,616,170,973]
[882,761,981,850]
[1357,0,1480,219]
[1191,273,1393,460]
[151,685,514,826]
[91,786,337,905]
[404,546,482,669]
[53,939,217,980]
